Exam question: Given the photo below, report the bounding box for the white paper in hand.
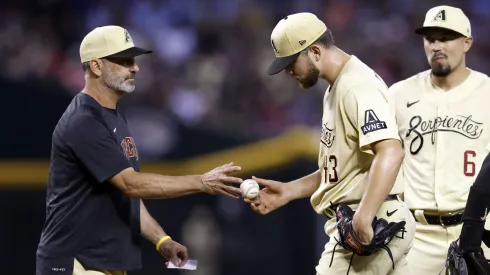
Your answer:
[167,259,198,270]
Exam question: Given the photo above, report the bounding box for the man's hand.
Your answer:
[335,203,406,265]
[444,239,490,275]
[159,239,189,268]
[200,162,243,198]
[243,176,291,215]
[352,213,374,244]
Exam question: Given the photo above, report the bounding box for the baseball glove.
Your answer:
[444,239,490,275]
[334,204,406,269]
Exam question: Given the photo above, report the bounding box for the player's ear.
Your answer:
[463,37,473,53]
[308,45,322,62]
[89,59,104,77]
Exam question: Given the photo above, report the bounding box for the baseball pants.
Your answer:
[36,256,126,275]
[73,259,126,275]
[316,199,415,275]
[407,211,490,275]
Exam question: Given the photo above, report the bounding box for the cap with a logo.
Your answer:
[267,12,327,75]
[415,5,471,37]
[79,25,152,63]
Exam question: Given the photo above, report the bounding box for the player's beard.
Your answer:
[430,54,451,77]
[298,58,320,89]
[431,63,452,77]
[102,67,136,94]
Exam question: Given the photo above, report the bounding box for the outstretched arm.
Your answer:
[109,162,242,199]
[244,170,321,215]
[66,112,243,200]
[284,169,322,201]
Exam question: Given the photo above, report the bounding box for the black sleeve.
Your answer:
[472,152,490,192]
[460,152,490,252]
[66,111,131,184]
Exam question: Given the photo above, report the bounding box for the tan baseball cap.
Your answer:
[415,5,471,37]
[267,12,327,75]
[79,25,152,63]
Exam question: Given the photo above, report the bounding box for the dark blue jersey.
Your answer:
[36,92,141,274]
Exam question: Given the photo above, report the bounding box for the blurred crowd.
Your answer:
[2,0,490,158]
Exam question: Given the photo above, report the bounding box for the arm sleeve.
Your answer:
[460,152,490,252]
[342,86,400,154]
[66,111,131,183]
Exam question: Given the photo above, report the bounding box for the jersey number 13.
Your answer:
[323,155,338,183]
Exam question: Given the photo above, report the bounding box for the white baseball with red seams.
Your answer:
[240,179,259,199]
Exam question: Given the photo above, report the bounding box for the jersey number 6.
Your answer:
[464,150,476,176]
[324,155,339,183]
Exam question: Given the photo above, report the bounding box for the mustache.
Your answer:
[432,53,447,61]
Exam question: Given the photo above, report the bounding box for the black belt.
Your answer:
[323,194,399,219]
[410,210,463,226]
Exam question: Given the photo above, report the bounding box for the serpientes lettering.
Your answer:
[407,114,483,154]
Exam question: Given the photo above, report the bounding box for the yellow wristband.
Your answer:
[156,236,172,251]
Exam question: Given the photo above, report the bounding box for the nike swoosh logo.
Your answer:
[407,100,420,108]
[386,209,398,217]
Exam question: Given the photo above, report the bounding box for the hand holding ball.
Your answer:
[240,179,260,199]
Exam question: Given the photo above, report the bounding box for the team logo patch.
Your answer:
[121,137,139,160]
[124,29,133,43]
[432,9,446,22]
[361,110,387,135]
[321,122,335,148]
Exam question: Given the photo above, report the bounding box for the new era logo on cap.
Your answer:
[270,13,326,58]
[267,12,327,75]
[79,25,152,63]
[271,40,279,53]
[415,5,471,37]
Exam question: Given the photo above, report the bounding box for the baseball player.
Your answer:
[36,26,243,275]
[389,5,490,274]
[244,12,415,274]
[442,151,490,274]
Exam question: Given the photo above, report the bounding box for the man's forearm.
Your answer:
[356,142,404,221]
[460,152,490,252]
[125,171,202,199]
[285,170,321,201]
[140,200,167,245]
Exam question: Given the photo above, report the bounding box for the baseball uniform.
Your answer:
[266,13,414,275]
[390,5,490,275]
[73,259,125,275]
[390,70,490,274]
[311,56,415,275]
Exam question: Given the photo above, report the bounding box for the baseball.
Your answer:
[240,179,260,199]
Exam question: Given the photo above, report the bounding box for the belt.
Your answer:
[323,194,399,219]
[410,210,463,226]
